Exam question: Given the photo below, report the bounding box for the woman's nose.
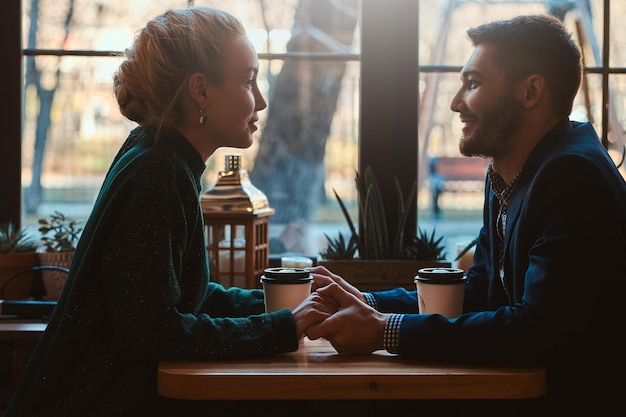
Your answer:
[255,89,267,112]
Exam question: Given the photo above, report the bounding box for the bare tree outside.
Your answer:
[250,0,359,252]
[23,0,75,214]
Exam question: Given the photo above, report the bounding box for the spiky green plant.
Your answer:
[403,227,447,261]
[320,166,448,261]
[318,232,358,260]
[0,222,38,253]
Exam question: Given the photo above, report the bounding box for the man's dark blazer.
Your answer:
[372,119,626,414]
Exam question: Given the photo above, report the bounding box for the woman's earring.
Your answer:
[199,109,207,126]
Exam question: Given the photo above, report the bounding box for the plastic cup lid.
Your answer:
[414,267,466,284]
[260,267,312,284]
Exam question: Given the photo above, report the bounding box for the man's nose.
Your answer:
[450,89,463,113]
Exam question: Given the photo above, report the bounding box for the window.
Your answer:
[15,0,362,259]
[415,0,625,256]
[417,0,625,177]
[2,0,624,264]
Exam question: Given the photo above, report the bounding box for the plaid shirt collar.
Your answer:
[488,164,521,208]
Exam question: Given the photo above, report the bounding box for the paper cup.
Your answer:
[260,268,312,312]
[415,268,466,318]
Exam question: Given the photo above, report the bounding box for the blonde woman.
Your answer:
[6,7,325,416]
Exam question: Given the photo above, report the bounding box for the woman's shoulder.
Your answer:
[119,128,193,171]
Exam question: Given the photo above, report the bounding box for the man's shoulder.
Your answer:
[546,120,611,163]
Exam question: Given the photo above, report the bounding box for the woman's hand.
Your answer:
[291,290,339,340]
[309,265,366,303]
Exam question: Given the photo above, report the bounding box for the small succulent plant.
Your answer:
[319,232,358,260]
[0,222,38,253]
[403,227,447,261]
[38,211,83,252]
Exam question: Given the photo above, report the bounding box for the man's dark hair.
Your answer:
[467,14,582,118]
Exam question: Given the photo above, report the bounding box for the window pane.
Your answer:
[21,0,360,263]
[609,75,626,178]
[22,0,190,50]
[416,0,617,260]
[610,1,626,67]
[198,0,362,258]
[21,0,620,269]
[417,1,547,230]
[580,0,604,68]
[21,54,130,221]
[418,1,547,67]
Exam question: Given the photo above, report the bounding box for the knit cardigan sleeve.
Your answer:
[73,132,298,360]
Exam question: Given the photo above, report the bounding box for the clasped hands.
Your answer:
[291,266,388,354]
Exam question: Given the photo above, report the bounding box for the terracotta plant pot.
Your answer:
[0,252,39,299]
[36,251,73,301]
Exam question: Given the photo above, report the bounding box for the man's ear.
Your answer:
[188,72,209,104]
[517,74,545,109]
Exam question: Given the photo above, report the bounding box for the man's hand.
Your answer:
[305,283,387,355]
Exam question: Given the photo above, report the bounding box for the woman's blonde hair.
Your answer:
[113,7,246,128]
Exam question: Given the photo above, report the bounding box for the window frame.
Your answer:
[1,0,22,227]
[1,0,622,239]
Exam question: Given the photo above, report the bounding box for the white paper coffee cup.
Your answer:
[415,268,466,318]
[260,268,312,312]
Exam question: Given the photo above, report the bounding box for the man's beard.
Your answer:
[459,94,522,159]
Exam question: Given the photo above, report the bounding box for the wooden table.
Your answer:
[0,321,47,340]
[158,338,546,400]
[0,319,47,393]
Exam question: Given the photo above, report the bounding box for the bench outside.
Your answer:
[429,156,490,219]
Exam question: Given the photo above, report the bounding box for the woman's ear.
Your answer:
[517,74,545,109]
[188,72,209,104]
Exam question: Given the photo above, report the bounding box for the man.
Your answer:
[306,14,626,415]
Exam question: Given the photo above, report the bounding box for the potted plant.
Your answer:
[318,167,451,291]
[0,222,39,299]
[36,211,83,300]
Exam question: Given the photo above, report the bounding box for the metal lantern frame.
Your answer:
[203,210,274,289]
[201,153,274,289]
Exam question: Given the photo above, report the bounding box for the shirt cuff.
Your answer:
[383,313,403,353]
[363,292,378,309]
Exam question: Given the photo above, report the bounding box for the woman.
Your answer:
[5,7,324,416]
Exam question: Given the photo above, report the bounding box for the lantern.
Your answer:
[201,154,275,289]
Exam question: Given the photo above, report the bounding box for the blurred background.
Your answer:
[13,0,626,260]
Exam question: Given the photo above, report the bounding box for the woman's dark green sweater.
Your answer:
[5,127,298,416]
